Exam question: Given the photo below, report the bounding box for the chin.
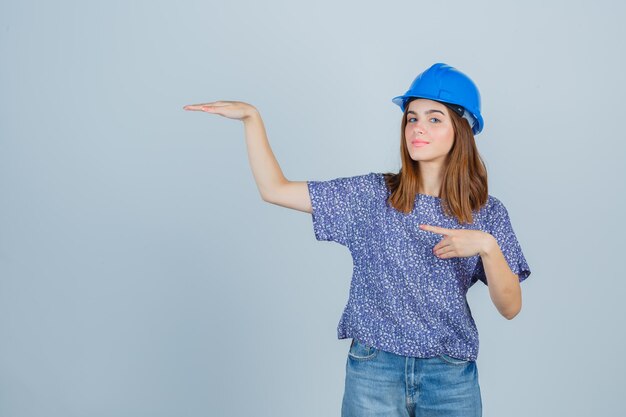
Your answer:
[409,151,427,159]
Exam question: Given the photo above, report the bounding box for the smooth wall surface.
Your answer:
[1,1,624,416]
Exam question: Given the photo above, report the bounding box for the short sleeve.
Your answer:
[472,197,531,286]
[306,173,373,247]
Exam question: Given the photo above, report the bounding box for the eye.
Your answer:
[407,117,441,123]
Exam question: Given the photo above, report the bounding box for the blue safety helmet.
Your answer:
[392,63,484,135]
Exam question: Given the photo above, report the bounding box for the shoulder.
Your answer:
[334,172,381,189]
[307,172,380,197]
[336,172,385,200]
[368,171,385,184]
[483,195,516,228]
[310,172,378,183]
[352,172,382,195]
[486,195,510,214]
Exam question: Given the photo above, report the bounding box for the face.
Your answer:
[404,98,455,164]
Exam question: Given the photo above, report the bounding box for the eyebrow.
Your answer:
[407,109,445,116]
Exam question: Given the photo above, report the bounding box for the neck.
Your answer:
[418,162,444,196]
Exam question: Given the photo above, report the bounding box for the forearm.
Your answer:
[242,110,288,200]
[480,236,522,319]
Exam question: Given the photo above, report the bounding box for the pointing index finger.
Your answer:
[419,224,450,235]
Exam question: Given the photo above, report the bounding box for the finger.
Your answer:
[433,242,450,255]
[183,104,206,111]
[201,105,224,113]
[184,103,220,111]
[183,102,229,111]
[432,238,444,251]
[419,224,450,235]
[435,247,455,259]
[204,101,230,106]
[202,101,233,109]
[432,240,449,253]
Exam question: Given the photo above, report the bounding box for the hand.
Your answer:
[419,224,494,259]
[183,100,258,121]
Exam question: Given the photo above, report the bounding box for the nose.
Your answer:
[411,119,426,134]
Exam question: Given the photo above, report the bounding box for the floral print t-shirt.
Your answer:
[306,172,531,361]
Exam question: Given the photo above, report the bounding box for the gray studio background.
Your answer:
[1,1,624,416]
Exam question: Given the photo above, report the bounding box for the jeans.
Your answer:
[341,338,482,417]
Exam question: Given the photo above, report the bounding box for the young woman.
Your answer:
[184,62,531,417]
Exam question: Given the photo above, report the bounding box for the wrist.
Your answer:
[243,108,260,123]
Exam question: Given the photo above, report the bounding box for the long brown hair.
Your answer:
[383,98,488,224]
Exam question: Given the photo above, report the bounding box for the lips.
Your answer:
[411,140,430,146]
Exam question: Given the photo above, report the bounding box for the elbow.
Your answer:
[260,188,274,203]
[500,296,522,320]
[503,306,521,320]
[260,179,288,204]
[502,277,522,320]
[504,312,515,320]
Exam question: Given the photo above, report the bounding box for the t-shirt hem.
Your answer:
[338,329,478,362]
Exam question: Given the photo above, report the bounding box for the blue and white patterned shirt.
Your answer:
[307,172,531,361]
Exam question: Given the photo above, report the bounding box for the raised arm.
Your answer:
[183,100,312,213]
